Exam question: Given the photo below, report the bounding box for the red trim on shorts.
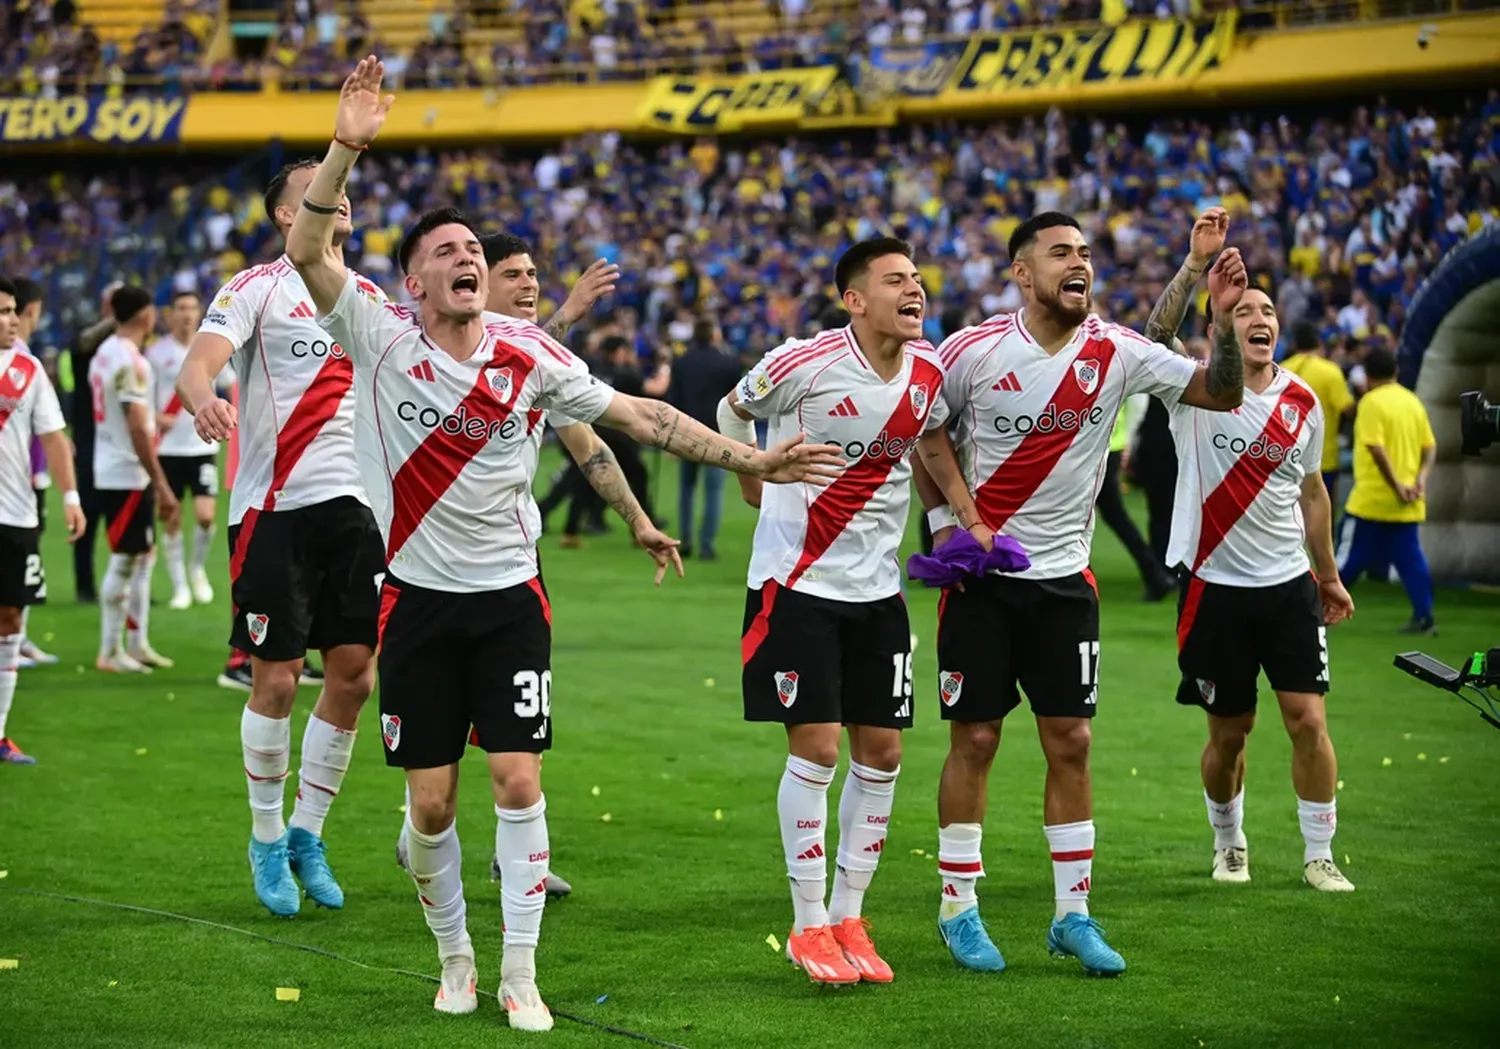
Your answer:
[1050,849,1094,862]
[106,489,145,551]
[1177,577,1207,652]
[526,576,551,627]
[468,726,481,747]
[1082,567,1098,596]
[740,579,780,666]
[228,507,260,582]
[377,582,401,649]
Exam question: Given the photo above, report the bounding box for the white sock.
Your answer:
[99,553,134,658]
[162,530,187,593]
[1297,797,1337,864]
[1044,819,1095,919]
[828,761,897,924]
[191,523,215,574]
[406,816,473,962]
[938,822,984,918]
[18,606,29,644]
[126,551,154,652]
[1206,789,1246,850]
[778,755,834,933]
[0,634,20,738]
[288,715,356,839]
[495,796,549,948]
[241,707,290,843]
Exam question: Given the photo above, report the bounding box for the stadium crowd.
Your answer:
[4,97,1496,377]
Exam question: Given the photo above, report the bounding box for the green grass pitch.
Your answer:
[2,451,1496,1049]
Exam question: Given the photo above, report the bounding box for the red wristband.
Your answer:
[334,135,368,152]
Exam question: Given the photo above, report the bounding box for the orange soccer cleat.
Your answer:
[785,924,861,985]
[831,917,894,983]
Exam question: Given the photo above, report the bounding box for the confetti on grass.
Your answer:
[108,981,118,988]
[0,870,7,879]
[1418,753,1427,761]
[1440,756,1450,764]
[275,987,301,1002]
[600,813,613,823]
[135,748,148,756]
[765,934,780,953]
[1381,757,1393,767]
[714,809,723,821]
[0,960,18,971]
[910,849,926,857]
[1337,780,1344,789]
[596,994,609,1004]
[591,786,601,797]
[703,678,716,688]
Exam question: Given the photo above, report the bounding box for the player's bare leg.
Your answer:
[0,605,36,764]
[1202,712,1254,883]
[242,656,302,915]
[1277,692,1353,892]
[407,762,477,1015]
[936,719,1006,971]
[283,642,373,909]
[828,725,900,982]
[1037,716,1124,975]
[780,722,858,985]
[490,751,553,1030]
[188,494,217,604]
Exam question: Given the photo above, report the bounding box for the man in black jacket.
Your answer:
[68,284,121,603]
[667,319,744,561]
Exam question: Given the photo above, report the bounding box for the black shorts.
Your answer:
[935,571,1100,722]
[1175,572,1328,718]
[33,488,45,533]
[377,573,553,769]
[98,488,155,555]
[0,525,45,607]
[227,496,383,661]
[741,581,914,729]
[161,454,218,499]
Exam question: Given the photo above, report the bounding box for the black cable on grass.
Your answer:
[7,885,692,1049]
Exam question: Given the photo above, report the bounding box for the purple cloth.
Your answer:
[906,528,1030,588]
[29,436,45,479]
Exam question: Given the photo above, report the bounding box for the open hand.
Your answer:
[558,259,621,326]
[633,520,684,586]
[1189,206,1229,269]
[1319,578,1355,625]
[1207,247,1248,318]
[336,56,395,148]
[194,396,237,442]
[757,434,845,485]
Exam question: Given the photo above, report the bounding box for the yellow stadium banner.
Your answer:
[951,14,1237,97]
[636,67,841,134]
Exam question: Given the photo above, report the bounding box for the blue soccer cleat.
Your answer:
[1047,913,1126,976]
[0,737,37,764]
[287,826,345,909]
[938,906,1007,972]
[249,834,301,916]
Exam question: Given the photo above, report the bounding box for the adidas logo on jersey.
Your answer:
[290,301,315,319]
[992,371,1022,392]
[408,359,436,382]
[829,396,859,417]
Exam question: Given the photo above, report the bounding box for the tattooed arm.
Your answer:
[1179,311,1246,411]
[541,313,574,346]
[594,392,843,484]
[1142,259,1207,352]
[555,423,645,528]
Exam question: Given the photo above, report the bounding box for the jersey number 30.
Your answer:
[514,669,552,719]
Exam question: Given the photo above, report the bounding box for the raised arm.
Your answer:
[554,421,683,585]
[1144,207,1227,351]
[286,57,393,314]
[1179,250,1246,412]
[541,259,620,345]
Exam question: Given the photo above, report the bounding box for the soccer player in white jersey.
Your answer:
[0,277,86,763]
[722,237,986,986]
[147,290,231,610]
[1165,289,1356,892]
[393,231,634,899]
[7,276,59,667]
[88,286,180,674]
[283,56,841,1028]
[915,211,1248,976]
[176,160,385,919]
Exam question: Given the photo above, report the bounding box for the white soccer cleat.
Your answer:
[168,588,193,610]
[1304,858,1355,892]
[19,638,57,665]
[1211,846,1250,883]
[129,644,175,669]
[97,650,151,674]
[433,955,478,1015]
[500,978,554,1032]
[190,568,215,605]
